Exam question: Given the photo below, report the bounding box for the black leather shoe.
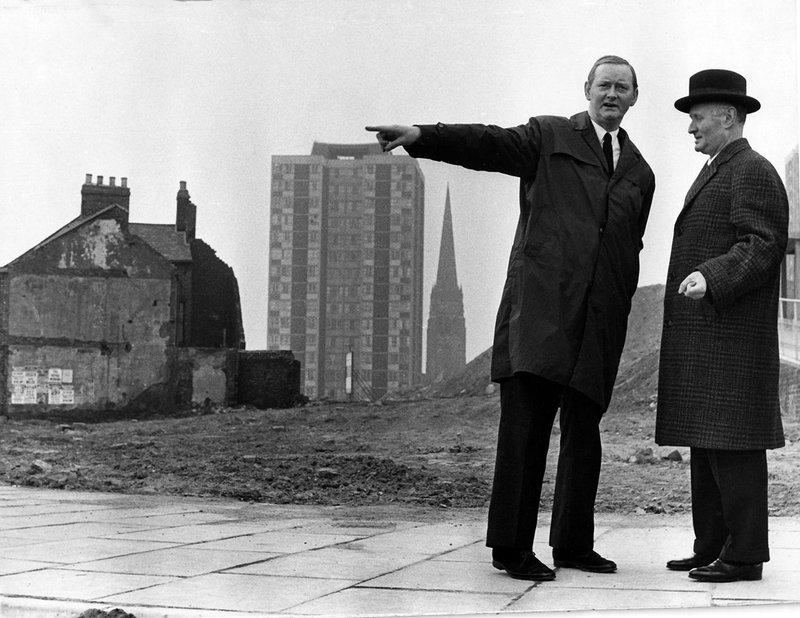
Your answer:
[667,554,716,571]
[688,559,763,582]
[553,549,617,573]
[492,549,556,581]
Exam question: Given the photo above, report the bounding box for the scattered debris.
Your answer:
[77,608,138,618]
[628,448,656,465]
[29,459,52,474]
[316,467,340,479]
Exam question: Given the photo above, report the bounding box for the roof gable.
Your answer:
[129,223,192,263]
[2,204,129,269]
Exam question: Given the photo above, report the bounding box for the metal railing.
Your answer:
[779,297,800,365]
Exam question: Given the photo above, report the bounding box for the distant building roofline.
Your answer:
[310,141,387,159]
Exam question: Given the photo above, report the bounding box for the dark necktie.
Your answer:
[603,132,614,174]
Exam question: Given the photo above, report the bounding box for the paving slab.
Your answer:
[0,536,175,564]
[288,586,516,617]
[228,545,430,580]
[103,572,359,614]
[0,557,54,576]
[0,520,152,541]
[509,586,712,612]
[337,522,483,555]
[360,559,537,594]
[0,567,177,600]
[109,522,277,544]
[192,529,362,553]
[0,485,798,618]
[0,511,136,529]
[771,528,800,548]
[290,519,420,537]
[63,546,281,577]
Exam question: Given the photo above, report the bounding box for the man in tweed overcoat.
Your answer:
[657,69,789,583]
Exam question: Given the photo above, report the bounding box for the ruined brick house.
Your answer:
[0,175,246,416]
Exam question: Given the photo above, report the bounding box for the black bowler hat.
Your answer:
[674,69,761,113]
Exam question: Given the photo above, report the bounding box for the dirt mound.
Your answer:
[621,284,665,359]
[421,347,494,398]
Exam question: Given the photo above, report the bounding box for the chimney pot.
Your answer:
[180,181,187,191]
[121,177,128,188]
[80,173,130,219]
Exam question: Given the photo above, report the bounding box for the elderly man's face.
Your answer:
[688,103,730,156]
[584,63,638,131]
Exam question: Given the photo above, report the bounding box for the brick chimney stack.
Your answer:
[176,180,196,241]
[81,173,130,218]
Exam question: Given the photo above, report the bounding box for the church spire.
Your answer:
[426,184,466,383]
[435,184,459,289]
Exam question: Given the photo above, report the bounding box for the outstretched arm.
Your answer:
[370,121,541,179]
[365,125,421,152]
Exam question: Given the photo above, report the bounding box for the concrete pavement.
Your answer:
[1,485,798,617]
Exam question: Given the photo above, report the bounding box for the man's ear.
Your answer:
[630,88,639,107]
[724,105,737,127]
[584,81,591,100]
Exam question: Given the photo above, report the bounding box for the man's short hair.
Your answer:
[587,55,638,89]
[709,102,748,125]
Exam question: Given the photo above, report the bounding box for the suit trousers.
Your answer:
[690,447,770,563]
[486,373,603,553]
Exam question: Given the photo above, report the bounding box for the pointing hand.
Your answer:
[365,125,421,152]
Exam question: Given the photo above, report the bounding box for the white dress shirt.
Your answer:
[589,118,620,168]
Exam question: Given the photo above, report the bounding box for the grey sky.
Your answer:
[1,0,796,364]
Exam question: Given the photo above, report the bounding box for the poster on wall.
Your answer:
[61,385,75,404]
[9,365,76,405]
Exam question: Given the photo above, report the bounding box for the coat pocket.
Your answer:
[521,206,560,262]
[700,298,719,322]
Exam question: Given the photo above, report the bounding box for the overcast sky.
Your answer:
[1,0,797,366]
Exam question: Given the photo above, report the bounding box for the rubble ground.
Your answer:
[2,286,798,516]
[2,392,798,516]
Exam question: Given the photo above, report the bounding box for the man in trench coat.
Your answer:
[367,55,655,580]
[657,69,788,583]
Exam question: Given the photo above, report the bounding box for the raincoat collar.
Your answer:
[570,111,642,180]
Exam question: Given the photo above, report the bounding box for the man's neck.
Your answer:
[587,110,621,132]
[589,116,620,142]
[708,130,743,159]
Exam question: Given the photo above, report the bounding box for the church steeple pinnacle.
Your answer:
[434,184,459,290]
[426,184,466,383]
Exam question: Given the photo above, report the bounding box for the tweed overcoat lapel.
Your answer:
[680,138,750,213]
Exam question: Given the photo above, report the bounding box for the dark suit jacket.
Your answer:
[656,138,788,450]
[406,112,655,410]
